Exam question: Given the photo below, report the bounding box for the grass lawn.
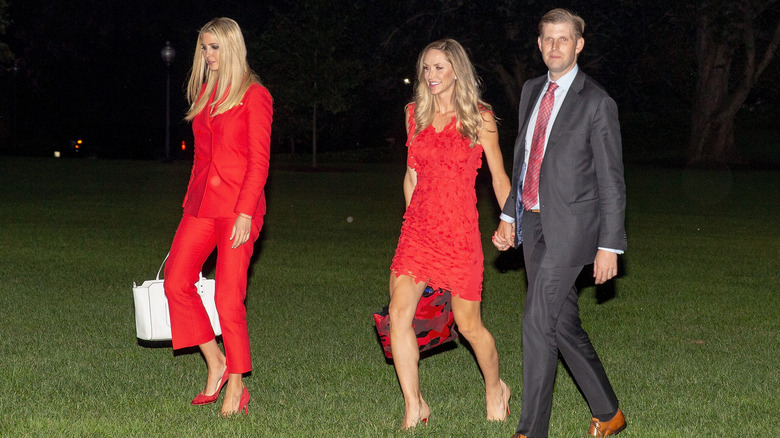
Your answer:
[0,156,778,437]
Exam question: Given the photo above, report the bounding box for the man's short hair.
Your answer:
[539,8,585,40]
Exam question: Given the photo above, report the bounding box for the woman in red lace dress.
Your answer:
[388,39,512,429]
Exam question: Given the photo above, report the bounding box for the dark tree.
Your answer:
[0,0,13,152]
[688,0,780,165]
[255,0,366,167]
[0,0,11,65]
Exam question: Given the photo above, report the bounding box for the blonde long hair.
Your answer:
[185,17,260,120]
[412,39,492,147]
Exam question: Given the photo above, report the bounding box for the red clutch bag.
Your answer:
[373,286,458,359]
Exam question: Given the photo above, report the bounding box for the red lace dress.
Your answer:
[391,104,485,301]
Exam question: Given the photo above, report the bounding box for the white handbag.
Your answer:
[132,253,221,341]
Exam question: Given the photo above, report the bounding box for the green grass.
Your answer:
[0,156,778,437]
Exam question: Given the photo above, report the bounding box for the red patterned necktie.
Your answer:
[522,82,558,211]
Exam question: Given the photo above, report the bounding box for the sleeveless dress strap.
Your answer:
[405,103,417,147]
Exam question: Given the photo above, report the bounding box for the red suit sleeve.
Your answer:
[234,84,273,217]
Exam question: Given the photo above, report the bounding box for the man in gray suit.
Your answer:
[493,8,627,438]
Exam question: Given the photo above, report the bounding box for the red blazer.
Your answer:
[183,83,273,220]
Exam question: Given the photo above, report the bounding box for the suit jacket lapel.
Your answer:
[547,70,585,149]
[512,77,546,179]
[520,81,545,145]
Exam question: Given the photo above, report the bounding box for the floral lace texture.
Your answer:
[391,104,484,301]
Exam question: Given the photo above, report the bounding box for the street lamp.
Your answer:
[161,41,176,161]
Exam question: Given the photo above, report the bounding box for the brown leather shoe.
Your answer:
[588,408,626,436]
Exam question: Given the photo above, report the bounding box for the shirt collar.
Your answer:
[547,64,578,92]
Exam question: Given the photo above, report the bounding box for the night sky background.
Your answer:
[1,0,778,163]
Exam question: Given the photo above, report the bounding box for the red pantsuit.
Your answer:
[166,215,262,373]
[164,82,273,374]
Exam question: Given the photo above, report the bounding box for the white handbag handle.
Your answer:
[156,252,206,282]
[156,253,170,281]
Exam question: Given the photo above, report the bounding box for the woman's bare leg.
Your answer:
[451,295,510,421]
[220,373,245,415]
[388,274,430,429]
[199,339,227,395]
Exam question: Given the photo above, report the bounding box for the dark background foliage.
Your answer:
[0,0,778,165]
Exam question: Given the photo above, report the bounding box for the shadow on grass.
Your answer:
[492,247,525,273]
[135,336,224,352]
[136,339,173,349]
[491,247,626,305]
[577,257,627,304]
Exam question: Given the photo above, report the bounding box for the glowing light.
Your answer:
[181,141,186,151]
[403,78,411,85]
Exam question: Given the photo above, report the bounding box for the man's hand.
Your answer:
[593,250,618,284]
[492,220,516,251]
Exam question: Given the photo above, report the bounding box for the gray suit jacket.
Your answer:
[502,70,627,267]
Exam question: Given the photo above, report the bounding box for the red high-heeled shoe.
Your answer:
[221,385,250,417]
[191,369,229,405]
[237,385,250,415]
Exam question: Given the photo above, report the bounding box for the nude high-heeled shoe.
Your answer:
[191,369,229,405]
[487,379,511,421]
[400,402,430,430]
[401,416,428,430]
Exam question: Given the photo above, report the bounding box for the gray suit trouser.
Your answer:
[517,211,618,438]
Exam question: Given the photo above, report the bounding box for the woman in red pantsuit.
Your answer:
[163,17,272,416]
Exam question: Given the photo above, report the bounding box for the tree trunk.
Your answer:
[312,102,317,168]
[688,10,738,165]
[312,49,318,169]
[492,60,525,111]
[688,52,739,163]
[688,115,736,167]
[688,1,780,165]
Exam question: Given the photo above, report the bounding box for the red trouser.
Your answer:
[164,213,262,374]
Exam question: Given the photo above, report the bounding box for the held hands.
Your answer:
[593,250,618,284]
[492,220,516,251]
[230,214,253,249]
